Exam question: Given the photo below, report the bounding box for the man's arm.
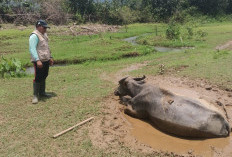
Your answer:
[29,34,39,61]
[29,34,43,68]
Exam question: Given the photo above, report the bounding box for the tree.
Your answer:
[67,0,95,17]
[141,0,181,21]
[189,0,229,15]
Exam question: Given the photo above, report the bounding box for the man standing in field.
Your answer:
[29,20,54,104]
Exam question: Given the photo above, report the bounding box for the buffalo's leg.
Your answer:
[124,94,150,119]
[119,96,131,106]
[124,104,148,119]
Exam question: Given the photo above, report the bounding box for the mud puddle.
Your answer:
[94,63,232,157]
[122,77,232,157]
[124,112,232,157]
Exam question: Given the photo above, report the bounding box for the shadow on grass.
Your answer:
[40,92,57,102]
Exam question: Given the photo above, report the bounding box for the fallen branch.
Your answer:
[53,117,94,138]
[69,26,77,36]
[81,26,98,32]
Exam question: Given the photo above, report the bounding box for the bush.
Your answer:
[196,29,208,37]
[186,26,194,38]
[166,23,180,40]
[40,0,69,25]
[74,12,84,23]
[0,57,26,78]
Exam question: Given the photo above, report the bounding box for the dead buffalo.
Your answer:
[114,76,230,138]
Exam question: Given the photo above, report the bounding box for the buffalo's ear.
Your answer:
[136,80,146,84]
[133,75,146,81]
[119,77,128,84]
[123,79,129,87]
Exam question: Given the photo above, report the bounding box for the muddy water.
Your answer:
[123,35,194,52]
[26,64,66,74]
[123,86,232,157]
[123,36,139,46]
[154,46,194,52]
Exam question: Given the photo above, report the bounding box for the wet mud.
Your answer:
[123,81,232,157]
[125,114,232,157]
[90,63,232,157]
[127,75,232,157]
[122,81,232,157]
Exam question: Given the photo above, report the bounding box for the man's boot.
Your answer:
[39,80,52,97]
[32,82,40,104]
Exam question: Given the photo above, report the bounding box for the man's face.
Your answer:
[37,26,47,34]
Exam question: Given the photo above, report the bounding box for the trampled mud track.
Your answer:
[216,40,232,50]
[89,62,232,157]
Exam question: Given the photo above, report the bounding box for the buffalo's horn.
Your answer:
[133,75,146,81]
[119,77,128,84]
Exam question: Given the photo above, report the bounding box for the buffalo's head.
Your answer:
[114,75,146,97]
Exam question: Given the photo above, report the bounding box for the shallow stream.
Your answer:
[26,64,65,74]
[123,35,194,52]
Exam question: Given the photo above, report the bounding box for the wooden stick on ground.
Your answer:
[53,117,94,138]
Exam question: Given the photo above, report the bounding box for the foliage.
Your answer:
[0,56,25,78]
[213,50,229,59]
[166,23,180,40]
[40,0,69,25]
[0,0,68,25]
[186,26,194,38]
[196,29,208,38]
[143,0,183,21]
[1,0,232,24]
[189,0,229,15]
[66,0,95,22]
[0,0,41,24]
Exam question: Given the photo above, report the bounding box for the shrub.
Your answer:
[0,56,26,78]
[166,23,180,40]
[40,0,69,25]
[186,26,194,38]
[196,29,208,37]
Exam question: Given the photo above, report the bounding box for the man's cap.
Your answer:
[36,20,50,28]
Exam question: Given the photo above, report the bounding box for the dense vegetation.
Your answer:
[1,0,232,25]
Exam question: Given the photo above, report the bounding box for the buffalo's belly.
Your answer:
[149,98,229,137]
[149,116,217,138]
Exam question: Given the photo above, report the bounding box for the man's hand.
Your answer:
[49,58,54,66]
[37,60,43,68]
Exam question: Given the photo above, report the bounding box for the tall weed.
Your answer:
[166,23,180,40]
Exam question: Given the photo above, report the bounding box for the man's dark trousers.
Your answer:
[33,61,50,99]
[33,61,49,83]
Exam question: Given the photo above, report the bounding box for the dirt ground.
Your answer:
[216,40,232,51]
[0,23,120,36]
[89,62,232,157]
[59,23,120,36]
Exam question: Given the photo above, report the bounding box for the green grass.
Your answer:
[0,23,158,66]
[1,22,232,156]
[0,60,163,156]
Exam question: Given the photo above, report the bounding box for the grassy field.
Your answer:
[0,23,158,66]
[1,22,232,156]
